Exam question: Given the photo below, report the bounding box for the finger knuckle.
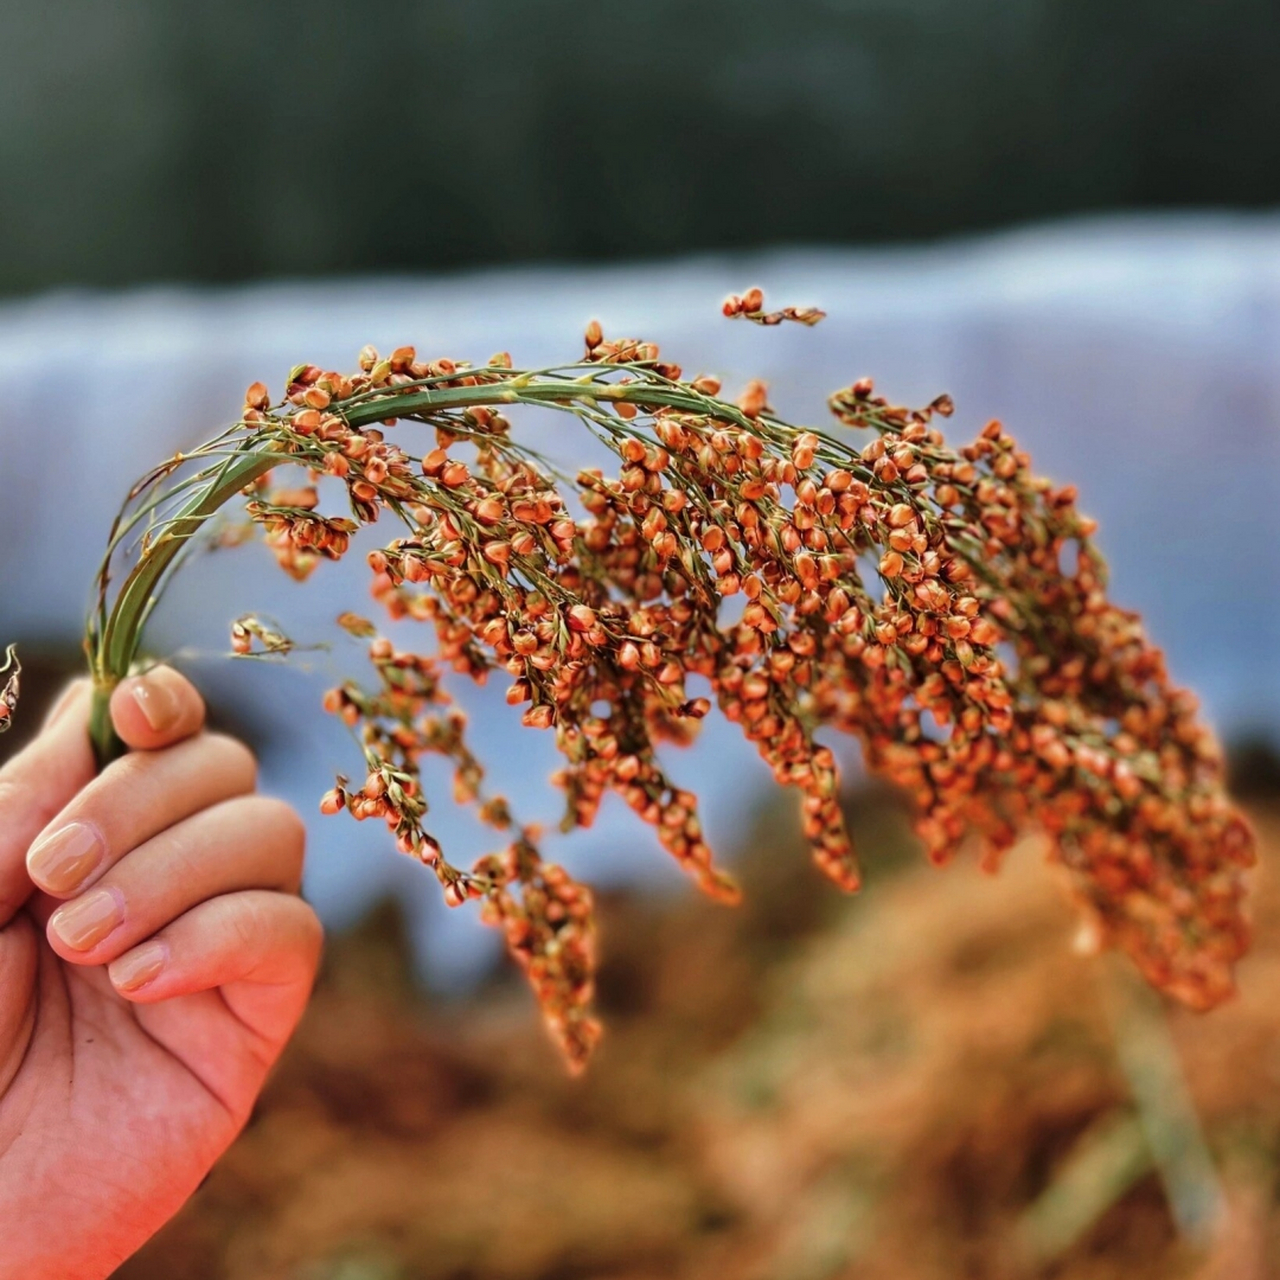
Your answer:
[0,774,21,817]
[261,795,304,837]
[103,749,154,791]
[298,904,325,960]
[255,796,307,859]
[163,825,204,882]
[228,894,269,952]
[204,733,259,786]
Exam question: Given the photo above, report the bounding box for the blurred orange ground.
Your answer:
[117,795,1280,1280]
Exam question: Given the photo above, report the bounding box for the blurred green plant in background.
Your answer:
[3,0,1279,297]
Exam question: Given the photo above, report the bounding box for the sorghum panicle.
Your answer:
[87,290,1255,1069]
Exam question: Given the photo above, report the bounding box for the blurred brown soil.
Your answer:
[115,795,1280,1280]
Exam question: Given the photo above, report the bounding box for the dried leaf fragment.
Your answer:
[0,645,19,733]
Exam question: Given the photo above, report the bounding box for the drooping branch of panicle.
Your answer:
[86,290,1255,1070]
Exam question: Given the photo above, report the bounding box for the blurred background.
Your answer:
[2,1,1279,1276]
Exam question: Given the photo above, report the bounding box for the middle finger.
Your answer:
[25,733,257,899]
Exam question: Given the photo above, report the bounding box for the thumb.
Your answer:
[0,681,95,926]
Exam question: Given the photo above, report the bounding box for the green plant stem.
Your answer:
[1101,960,1225,1241]
[1015,1110,1152,1265]
[341,378,736,426]
[88,683,118,772]
[89,448,281,766]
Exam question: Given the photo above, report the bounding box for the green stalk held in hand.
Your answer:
[65,289,1254,1070]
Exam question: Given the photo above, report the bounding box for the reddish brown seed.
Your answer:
[319,787,346,816]
[473,497,505,525]
[970,618,1000,646]
[738,380,768,418]
[792,433,819,470]
[567,604,596,632]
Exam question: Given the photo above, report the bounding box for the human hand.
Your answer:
[0,669,322,1279]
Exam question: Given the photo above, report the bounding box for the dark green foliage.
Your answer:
[2,0,1278,296]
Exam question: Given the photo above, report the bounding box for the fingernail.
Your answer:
[130,671,180,733]
[50,886,124,951]
[111,941,167,992]
[27,822,105,894]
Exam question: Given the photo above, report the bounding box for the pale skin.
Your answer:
[0,668,323,1279]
